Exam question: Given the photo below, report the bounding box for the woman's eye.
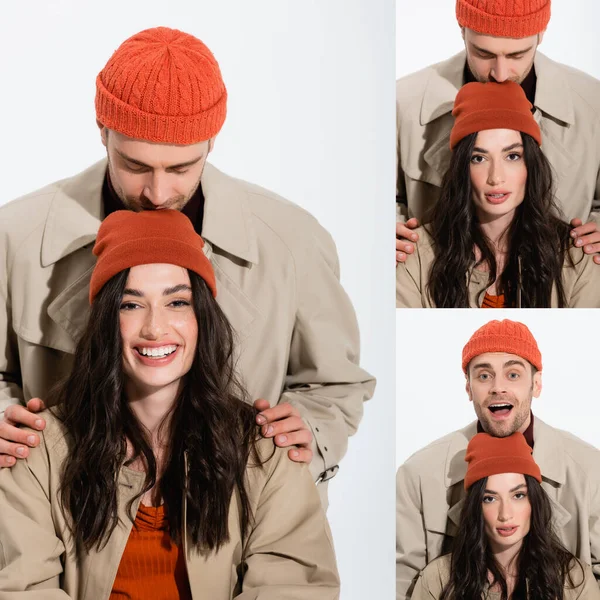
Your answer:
[170,300,191,308]
[507,153,522,161]
[482,496,495,504]
[120,302,139,310]
[514,492,527,500]
[470,155,485,164]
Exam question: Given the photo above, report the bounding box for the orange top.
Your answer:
[481,292,506,309]
[110,504,192,600]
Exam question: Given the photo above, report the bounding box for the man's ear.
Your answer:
[532,371,542,399]
[208,136,217,153]
[465,374,472,401]
[537,30,545,46]
[99,124,108,148]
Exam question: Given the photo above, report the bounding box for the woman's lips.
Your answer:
[134,345,180,367]
[485,192,511,205]
[496,526,518,537]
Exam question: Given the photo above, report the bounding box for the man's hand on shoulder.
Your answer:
[253,399,313,464]
[570,218,600,264]
[397,218,420,263]
[0,398,46,467]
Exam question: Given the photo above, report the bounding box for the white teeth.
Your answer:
[138,345,177,357]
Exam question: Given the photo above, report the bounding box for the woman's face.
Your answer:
[469,129,528,223]
[119,264,198,396]
[481,473,531,554]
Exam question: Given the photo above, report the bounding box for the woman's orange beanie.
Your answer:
[89,210,217,303]
[462,319,542,373]
[464,432,542,490]
[450,81,541,149]
[456,0,550,39]
[96,27,227,144]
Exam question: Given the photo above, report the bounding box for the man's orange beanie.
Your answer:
[96,27,227,144]
[464,432,542,490]
[462,319,542,373]
[456,0,550,39]
[89,210,217,303]
[450,81,541,149]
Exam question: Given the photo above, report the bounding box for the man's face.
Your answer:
[466,352,541,437]
[101,128,213,211]
[462,28,543,84]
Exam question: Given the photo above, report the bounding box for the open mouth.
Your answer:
[135,345,178,359]
[488,402,513,418]
[496,526,518,537]
[485,192,511,205]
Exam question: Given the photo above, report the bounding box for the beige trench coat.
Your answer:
[396,417,600,599]
[0,410,340,599]
[0,160,376,501]
[396,226,600,308]
[411,554,600,600]
[396,51,600,224]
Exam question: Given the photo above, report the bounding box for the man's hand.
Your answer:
[396,218,420,263]
[571,218,600,264]
[0,398,46,467]
[253,399,313,464]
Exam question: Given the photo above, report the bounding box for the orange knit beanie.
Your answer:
[464,432,541,489]
[96,27,227,144]
[450,81,541,149]
[462,319,542,373]
[456,0,550,38]
[89,210,216,303]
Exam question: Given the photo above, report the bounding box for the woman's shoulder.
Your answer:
[562,245,600,308]
[415,554,451,594]
[564,559,599,598]
[245,438,316,499]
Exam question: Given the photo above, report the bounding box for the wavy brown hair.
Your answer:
[50,269,261,552]
[426,133,577,307]
[440,475,584,600]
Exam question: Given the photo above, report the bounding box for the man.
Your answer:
[0,27,375,505]
[396,319,600,598]
[396,0,600,264]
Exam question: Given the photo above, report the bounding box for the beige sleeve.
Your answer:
[0,427,69,598]
[0,228,25,417]
[397,85,408,223]
[396,252,426,308]
[236,447,340,599]
[282,221,376,485]
[396,465,428,599]
[567,251,600,308]
[574,563,600,597]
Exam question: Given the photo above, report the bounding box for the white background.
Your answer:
[396,0,600,79]
[0,2,396,599]
[396,310,600,468]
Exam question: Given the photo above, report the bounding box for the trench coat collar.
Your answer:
[40,159,260,268]
[420,51,575,127]
[444,416,567,489]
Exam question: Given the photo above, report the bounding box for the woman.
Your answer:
[0,210,339,599]
[412,432,599,600]
[396,81,600,308]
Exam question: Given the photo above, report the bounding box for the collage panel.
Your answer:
[396,309,600,599]
[0,2,395,599]
[396,0,600,308]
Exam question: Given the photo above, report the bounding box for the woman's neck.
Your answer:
[477,209,515,251]
[126,380,182,445]
[489,540,522,587]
